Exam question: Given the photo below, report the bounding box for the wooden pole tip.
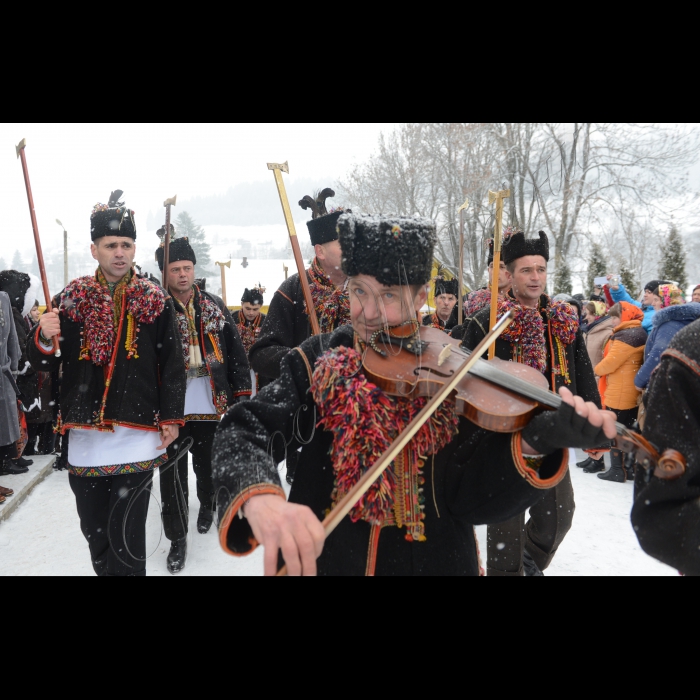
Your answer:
[16,138,26,158]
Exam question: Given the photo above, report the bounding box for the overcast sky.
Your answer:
[1,123,399,264]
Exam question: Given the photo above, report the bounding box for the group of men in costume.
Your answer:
[26,182,697,577]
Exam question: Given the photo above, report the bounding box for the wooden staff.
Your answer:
[457,198,469,326]
[487,189,510,360]
[277,310,514,575]
[16,139,60,357]
[215,260,231,305]
[267,162,321,336]
[162,195,177,287]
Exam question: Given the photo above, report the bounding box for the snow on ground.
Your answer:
[0,450,675,576]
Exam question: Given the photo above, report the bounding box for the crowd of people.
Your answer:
[2,187,700,576]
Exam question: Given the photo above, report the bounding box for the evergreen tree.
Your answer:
[619,264,638,299]
[11,250,23,271]
[0,256,7,272]
[174,212,214,277]
[553,262,573,295]
[660,226,688,292]
[586,242,607,295]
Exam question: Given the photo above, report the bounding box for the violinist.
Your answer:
[461,230,602,576]
[631,318,700,575]
[211,214,616,576]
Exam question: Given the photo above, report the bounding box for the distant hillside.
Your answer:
[146,177,341,229]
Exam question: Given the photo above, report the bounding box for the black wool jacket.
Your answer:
[249,272,313,384]
[173,287,251,412]
[27,276,186,433]
[461,294,601,405]
[212,326,569,576]
[631,319,700,576]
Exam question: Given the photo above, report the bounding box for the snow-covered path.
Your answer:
[0,450,676,576]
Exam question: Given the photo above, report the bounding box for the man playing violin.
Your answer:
[462,230,603,576]
[212,215,616,576]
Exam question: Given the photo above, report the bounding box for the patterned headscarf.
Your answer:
[655,283,684,308]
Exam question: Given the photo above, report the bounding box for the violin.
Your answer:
[361,323,686,481]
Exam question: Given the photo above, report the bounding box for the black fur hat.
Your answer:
[90,190,136,241]
[155,236,197,271]
[0,269,41,316]
[501,230,549,265]
[241,287,264,305]
[299,187,349,246]
[338,214,436,286]
[434,277,459,297]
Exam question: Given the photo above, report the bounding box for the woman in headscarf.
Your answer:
[592,302,647,482]
[635,283,700,392]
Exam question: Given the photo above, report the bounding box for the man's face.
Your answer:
[349,273,427,343]
[693,288,700,303]
[509,256,547,305]
[316,240,343,274]
[167,260,195,294]
[488,260,510,292]
[91,237,136,283]
[241,301,261,321]
[642,289,654,306]
[435,293,457,320]
[29,305,40,323]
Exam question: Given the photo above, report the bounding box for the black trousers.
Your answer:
[25,421,55,455]
[487,469,575,575]
[159,421,218,541]
[69,471,153,576]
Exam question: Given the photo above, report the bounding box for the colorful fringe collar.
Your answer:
[498,294,579,375]
[311,344,459,541]
[308,257,351,334]
[61,268,165,365]
[236,310,263,355]
[173,286,225,371]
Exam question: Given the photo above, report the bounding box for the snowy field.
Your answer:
[0,449,675,576]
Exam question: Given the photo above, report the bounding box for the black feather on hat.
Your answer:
[241,287,264,305]
[338,214,436,286]
[299,187,350,246]
[155,235,197,271]
[501,230,549,265]
[90,189,137,241]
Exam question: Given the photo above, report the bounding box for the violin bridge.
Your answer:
[437,344,452,367]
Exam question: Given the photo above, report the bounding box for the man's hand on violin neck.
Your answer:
[244,495,325,576]
[521,387,617,456]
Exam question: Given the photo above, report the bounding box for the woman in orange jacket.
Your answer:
[593,302,647,482]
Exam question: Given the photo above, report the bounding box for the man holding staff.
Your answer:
[28,191,186,577]
[155,232,250,573]
[212,213,616,576]
[249,186,351,483]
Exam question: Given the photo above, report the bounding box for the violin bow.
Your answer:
[276,310,515,576]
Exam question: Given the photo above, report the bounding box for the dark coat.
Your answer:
[248,273,312,383]
[421,305,459,332]
[212,326,569,576]
[634,302,700,390]
[14,310,53,424]
[173,287,251,411]
[27,276,186,433]
[0,292,20,447]
[461,295,601,405]
[631,318,700,575]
